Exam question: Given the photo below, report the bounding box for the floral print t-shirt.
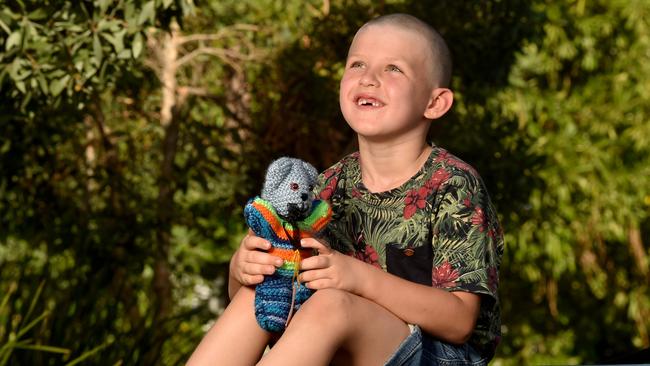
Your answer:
[314,145,504,360]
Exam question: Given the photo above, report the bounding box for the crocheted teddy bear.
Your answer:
[244,157,332,332]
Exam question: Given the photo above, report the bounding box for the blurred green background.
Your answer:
[1,0,649,365]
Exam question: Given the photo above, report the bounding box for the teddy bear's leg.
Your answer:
[254,272,293,333]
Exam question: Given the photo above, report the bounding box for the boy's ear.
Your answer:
[424,88,453,120]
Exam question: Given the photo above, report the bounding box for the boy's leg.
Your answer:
[186,286,271,366]
[257,289,410,366]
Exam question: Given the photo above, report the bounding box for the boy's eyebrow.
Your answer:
[346,53,408,65]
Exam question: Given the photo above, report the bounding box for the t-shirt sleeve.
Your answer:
[430,172,503,302]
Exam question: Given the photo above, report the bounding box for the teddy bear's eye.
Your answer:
[290,183,299,191]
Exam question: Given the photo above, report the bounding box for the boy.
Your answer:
[187,13,503,366]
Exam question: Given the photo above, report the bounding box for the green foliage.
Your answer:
[0,0,186,107]
[490,1,650,363]
[0,281,112,365]
[0,282,70,364]
[0,0,649,365]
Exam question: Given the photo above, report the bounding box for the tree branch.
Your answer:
[175,45,257,69]
[177,24,259,45]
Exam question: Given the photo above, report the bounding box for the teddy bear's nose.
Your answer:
[301,193,308,201]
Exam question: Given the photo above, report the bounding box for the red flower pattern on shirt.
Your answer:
[318,167,339,201]
[424,168,451,192]
[472,206,487,232]
[352,244,382,269]
[404,168,451,219]
[434,151,479,176]
[432,261,460,288]
[403,189,427,219]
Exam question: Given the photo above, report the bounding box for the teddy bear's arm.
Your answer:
[244,201,270,238]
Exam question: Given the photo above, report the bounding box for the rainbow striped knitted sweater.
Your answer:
[244,196,332,332]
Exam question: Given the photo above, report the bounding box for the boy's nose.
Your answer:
[359,70,379,87]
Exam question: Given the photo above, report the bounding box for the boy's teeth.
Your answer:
[357,98,381,106]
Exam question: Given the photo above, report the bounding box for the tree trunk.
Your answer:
[143,21,181,366]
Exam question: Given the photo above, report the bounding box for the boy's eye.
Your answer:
[350,61,364,69]
[386,64,402,73]
[290,183,299,191]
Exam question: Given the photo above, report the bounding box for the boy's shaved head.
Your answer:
[359,13,452,87]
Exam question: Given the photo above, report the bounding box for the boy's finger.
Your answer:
[243,274,265,286]
[244,263,276,277]
[300,255,329,270]
[303,278,330,290]
[247,251,284,267]
[242,234,271,251]
[298,268,326,283]
[300,238,332,255]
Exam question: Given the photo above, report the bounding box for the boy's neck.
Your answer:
[357,137,432,193]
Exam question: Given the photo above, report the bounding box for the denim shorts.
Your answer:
[384,325,488,366]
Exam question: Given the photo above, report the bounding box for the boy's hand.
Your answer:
[230,230,284,287]
[299,237,368,295]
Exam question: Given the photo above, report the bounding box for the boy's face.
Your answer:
[339,24,437,142]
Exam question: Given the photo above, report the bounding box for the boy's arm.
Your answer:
[301,173,501,344]
[362,261,480,343]
[227,248,244,299]
[299,239,480,344]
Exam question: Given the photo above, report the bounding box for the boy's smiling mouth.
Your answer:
[355,95,385,107]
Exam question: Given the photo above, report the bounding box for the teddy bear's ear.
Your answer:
[261,157,294,199]
[300,160,318,184]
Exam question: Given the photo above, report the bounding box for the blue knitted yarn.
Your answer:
[254,272,312,332]
[244,198,315,332]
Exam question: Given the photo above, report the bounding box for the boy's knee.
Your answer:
[310,289,354,308]
[298,289,355,326]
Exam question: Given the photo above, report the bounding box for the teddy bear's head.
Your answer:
[261,157,318,222]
